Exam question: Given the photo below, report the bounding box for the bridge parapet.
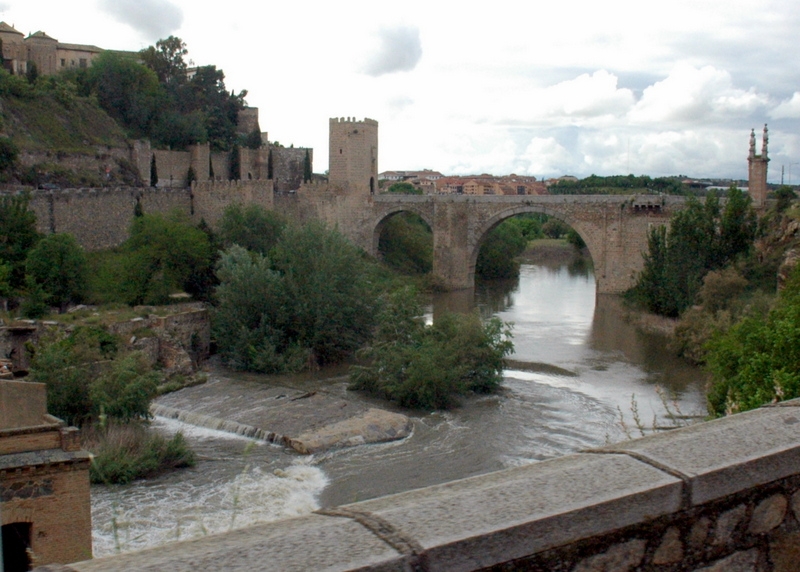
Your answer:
[56,399,800,571]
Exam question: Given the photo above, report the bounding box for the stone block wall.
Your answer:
[56,400,800,572]
[329,117,378,195]
[271,147,312,191]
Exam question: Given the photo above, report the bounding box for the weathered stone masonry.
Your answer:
[48,399,800,571]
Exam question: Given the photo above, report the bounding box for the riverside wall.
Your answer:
[43,399,800,571]
[18,180,274,250]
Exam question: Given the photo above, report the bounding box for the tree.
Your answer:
[214,223,380,372]
[229,144,240,180]
[386,182,422,195]
[0,137,19,172]
[350,287,514,409]
[218,203,286,256]
[378,212,432,275]
[0,193,41,290]
[139,36,188,86]
[706,267,800,416]
[25,233,88,312]
[303,150,312,183]
[118,212,214,305]
[150,154,158,186]
[630,188,757,317]
[26,62,39,84]
[476,220,527,279]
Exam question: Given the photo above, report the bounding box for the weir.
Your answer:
[48,399,800,571]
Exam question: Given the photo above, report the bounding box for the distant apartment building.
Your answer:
[0,22,103,76]
[432,174,546,195]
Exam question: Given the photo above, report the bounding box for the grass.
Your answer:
[83,421,196,485]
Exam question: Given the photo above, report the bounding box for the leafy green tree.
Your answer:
[87,51,161,137]
[25,233,88,312]
[139,36,188,86]
[218,203,286,256]
[631,188,757,317]
[706,268,800,416]
[26,62,39,84]
[350,287,514,409]
[0,137,19,172]
[476,220,527,279]
[90,353,160,422]
[214,223,379,372]
[119,212,214,305]
[542,218,569,238]
[0,192,41,289]
[774,186,797,212]
[378,212,432,275]
[386,182,422,195]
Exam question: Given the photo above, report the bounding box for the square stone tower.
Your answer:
[748,124,769,208]
[329,117,378,195]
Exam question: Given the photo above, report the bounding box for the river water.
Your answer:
[90,261,707,557]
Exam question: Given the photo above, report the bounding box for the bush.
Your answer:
[214,222,380,372]
[350,287,513,409]
[217,203,286,256]
[378,212,432,275]
[25,233,88,311]
[28,327,157,427]
[476,220,527,279]
[85,422,196,484]
[705,268,800,416]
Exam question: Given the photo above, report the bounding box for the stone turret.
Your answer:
[328,117,378,195]
[748,124,769,208]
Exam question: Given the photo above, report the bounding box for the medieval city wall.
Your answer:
[19,179,273,251]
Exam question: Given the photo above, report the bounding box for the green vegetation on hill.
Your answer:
[549,174,687,195]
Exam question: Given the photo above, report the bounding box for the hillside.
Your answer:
[1,93,128,153]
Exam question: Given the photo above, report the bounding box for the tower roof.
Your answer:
[0,22,23,36]
[26,30,58,42]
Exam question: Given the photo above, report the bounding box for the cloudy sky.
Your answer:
[4,0,800,181]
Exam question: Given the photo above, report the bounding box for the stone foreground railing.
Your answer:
[39,399,800,572]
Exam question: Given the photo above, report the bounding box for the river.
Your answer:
[90,260,707,557]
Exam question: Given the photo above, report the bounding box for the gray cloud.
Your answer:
[98,0,183,41]
[363,26,422,76]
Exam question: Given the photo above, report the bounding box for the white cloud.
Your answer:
[98,0,183,41]
[361,26,422,76]
[628,64,767,125]
[539,71,635,120]
[771,93,800,119]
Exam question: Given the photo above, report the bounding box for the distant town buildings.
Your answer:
[380,171,547,195]
[0,22,104,76]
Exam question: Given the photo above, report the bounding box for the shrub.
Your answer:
[25,233,88,311]
[214,222,379,372]
[350,287,513,409]
[85,422,196,484]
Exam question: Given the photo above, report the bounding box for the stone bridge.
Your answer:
[329,194,683,294]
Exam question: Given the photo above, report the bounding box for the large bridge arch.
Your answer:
[369,203,434,257]
[466,205,600,289]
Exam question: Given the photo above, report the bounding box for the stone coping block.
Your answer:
[69,514,407,572]
[0,448,91,471]
[342,453,682,571]
[603,401,800,506]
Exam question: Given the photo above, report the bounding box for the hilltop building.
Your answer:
[0,22,102,76]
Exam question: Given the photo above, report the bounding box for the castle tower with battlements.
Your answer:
[329,117,378,195]
[748,124,769,207]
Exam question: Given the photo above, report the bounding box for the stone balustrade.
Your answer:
[37,398,800,571]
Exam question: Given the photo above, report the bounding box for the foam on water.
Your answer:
[91,418,328,557]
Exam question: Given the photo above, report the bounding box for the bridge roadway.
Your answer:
[340,193,682,294]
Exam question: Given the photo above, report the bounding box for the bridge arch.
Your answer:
[370,204,434,257]
[467,205,598,289]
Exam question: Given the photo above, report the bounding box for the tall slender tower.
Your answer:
[748,124,769,207]
[329,117,378,195]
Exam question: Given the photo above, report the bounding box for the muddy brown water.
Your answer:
[91,261,707,556]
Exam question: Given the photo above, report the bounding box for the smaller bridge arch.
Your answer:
[369,202,435,257]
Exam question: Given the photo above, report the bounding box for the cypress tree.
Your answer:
[150,154,158,187]
[303,150,312,183]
